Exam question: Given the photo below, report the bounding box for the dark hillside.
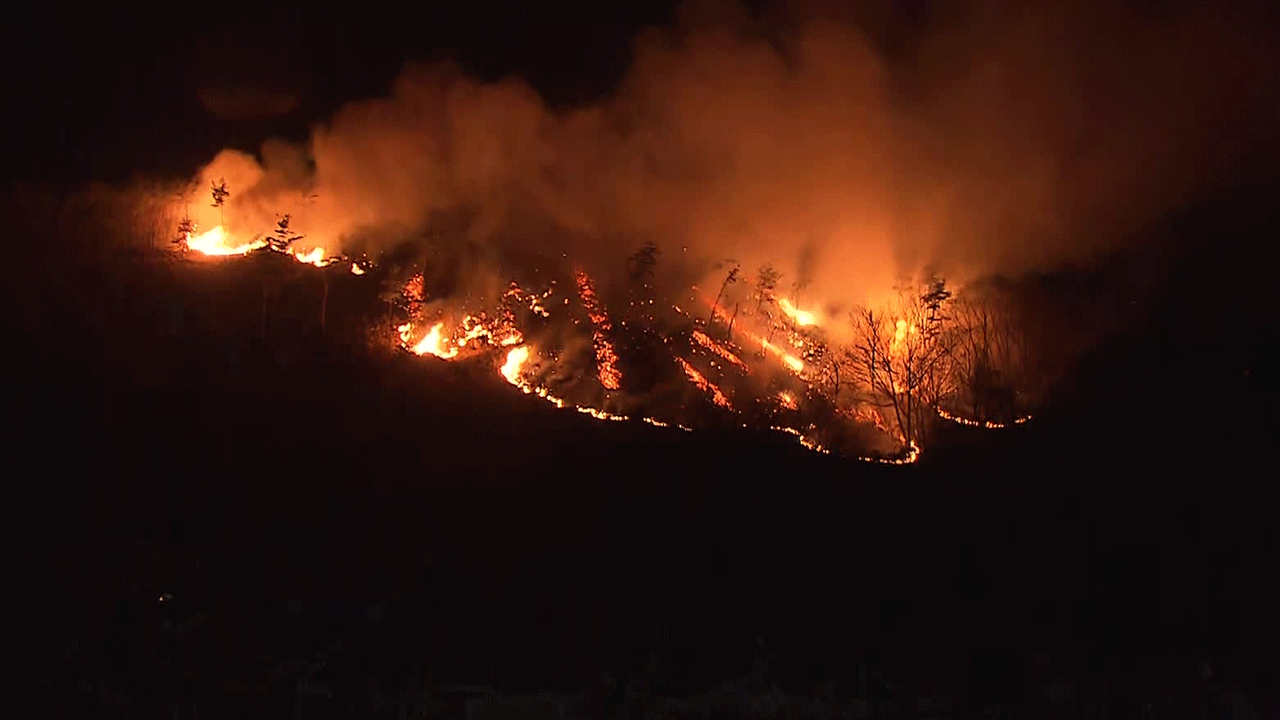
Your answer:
[9,177,1280,717]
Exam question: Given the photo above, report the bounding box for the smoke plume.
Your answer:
[183,0,1278,323]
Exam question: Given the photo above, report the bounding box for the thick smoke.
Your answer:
[185,0,1277,325]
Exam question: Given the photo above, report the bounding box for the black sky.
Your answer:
[6,0,957,186]
[7,3,695,184]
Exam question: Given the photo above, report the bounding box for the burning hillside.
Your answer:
[147,0,1279,462]
[171,212,1043,464]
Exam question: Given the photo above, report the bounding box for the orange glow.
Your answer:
[676,357,732,409]
[691,330,750,374]
[184,225,266,256]
[575,270,622,390]
[501,345,531,385]
[936,407,1033,428]
[778,298,818,326]
[890,319,917,357]
[742,329,805,373]
[777,391,798,410]
[288,245,335,267]
[410,322,458,359]
[351,263,366,275]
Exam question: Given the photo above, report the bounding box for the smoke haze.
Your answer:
[183,0,1278,321]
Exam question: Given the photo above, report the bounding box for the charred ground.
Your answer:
[10,177,1280,716]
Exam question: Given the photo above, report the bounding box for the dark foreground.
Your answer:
[10,189,1280,718]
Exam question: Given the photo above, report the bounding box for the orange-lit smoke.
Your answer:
[179,0,1277,326]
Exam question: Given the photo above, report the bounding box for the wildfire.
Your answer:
[778,298,818,326]
[890,319,917,356]
[676,357,733,409]
[170,219,1011,466]
[184,226,266,256]
[691,330,750,374]
[574,270,622,391]
[743,329,805,374]
[501,345,531,384]
[182,225,359,273]
[410,322,458,359]
[936,407,1033,428]
[498,344,668,425]
[288,245,335,267]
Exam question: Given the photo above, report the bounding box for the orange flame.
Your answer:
[777,391,798,410]
[501,345,531,385]
[676,357,732,409]
[575,270,622,390]
[778,298,818,326]
[691,330,750,374]
[288,245,335,267]
[936,407,1033,428]
[410,322,458,358]
[742,329,805,373]
[184,226,266,256]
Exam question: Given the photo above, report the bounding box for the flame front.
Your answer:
[575,270,622,390]
[185,226,266,256]
[778,298,818,326]
[501,345,531,385]
[288,245,336,267]
[742,329,805,374]
[692,330,750,374]
[167,223,1014,467]
[410,322,459,359]
[676,357,733,409]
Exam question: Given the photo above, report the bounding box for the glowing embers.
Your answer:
[777,391,799,411]
[676,357,732,410]
[503,282,553,318]
[936,407,1033,429]
[574,270,622,390]
[691,330,750,374]
[400,315,505,359]
[184,225,266,256]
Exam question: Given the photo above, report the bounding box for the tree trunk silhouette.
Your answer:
[320,274,329,335]
[727,302,740,340]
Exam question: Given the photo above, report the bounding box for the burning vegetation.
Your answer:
[163,175,1041,465]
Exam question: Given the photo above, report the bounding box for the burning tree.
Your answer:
[209,178,229,225]
[706,260,741,336]
[268,214,305,253]
[848,279,957,446]
[174,216,195,248]
[753,263,782,317]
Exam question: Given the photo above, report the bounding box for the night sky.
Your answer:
[7,4,688,184]
[5,1,963,185]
